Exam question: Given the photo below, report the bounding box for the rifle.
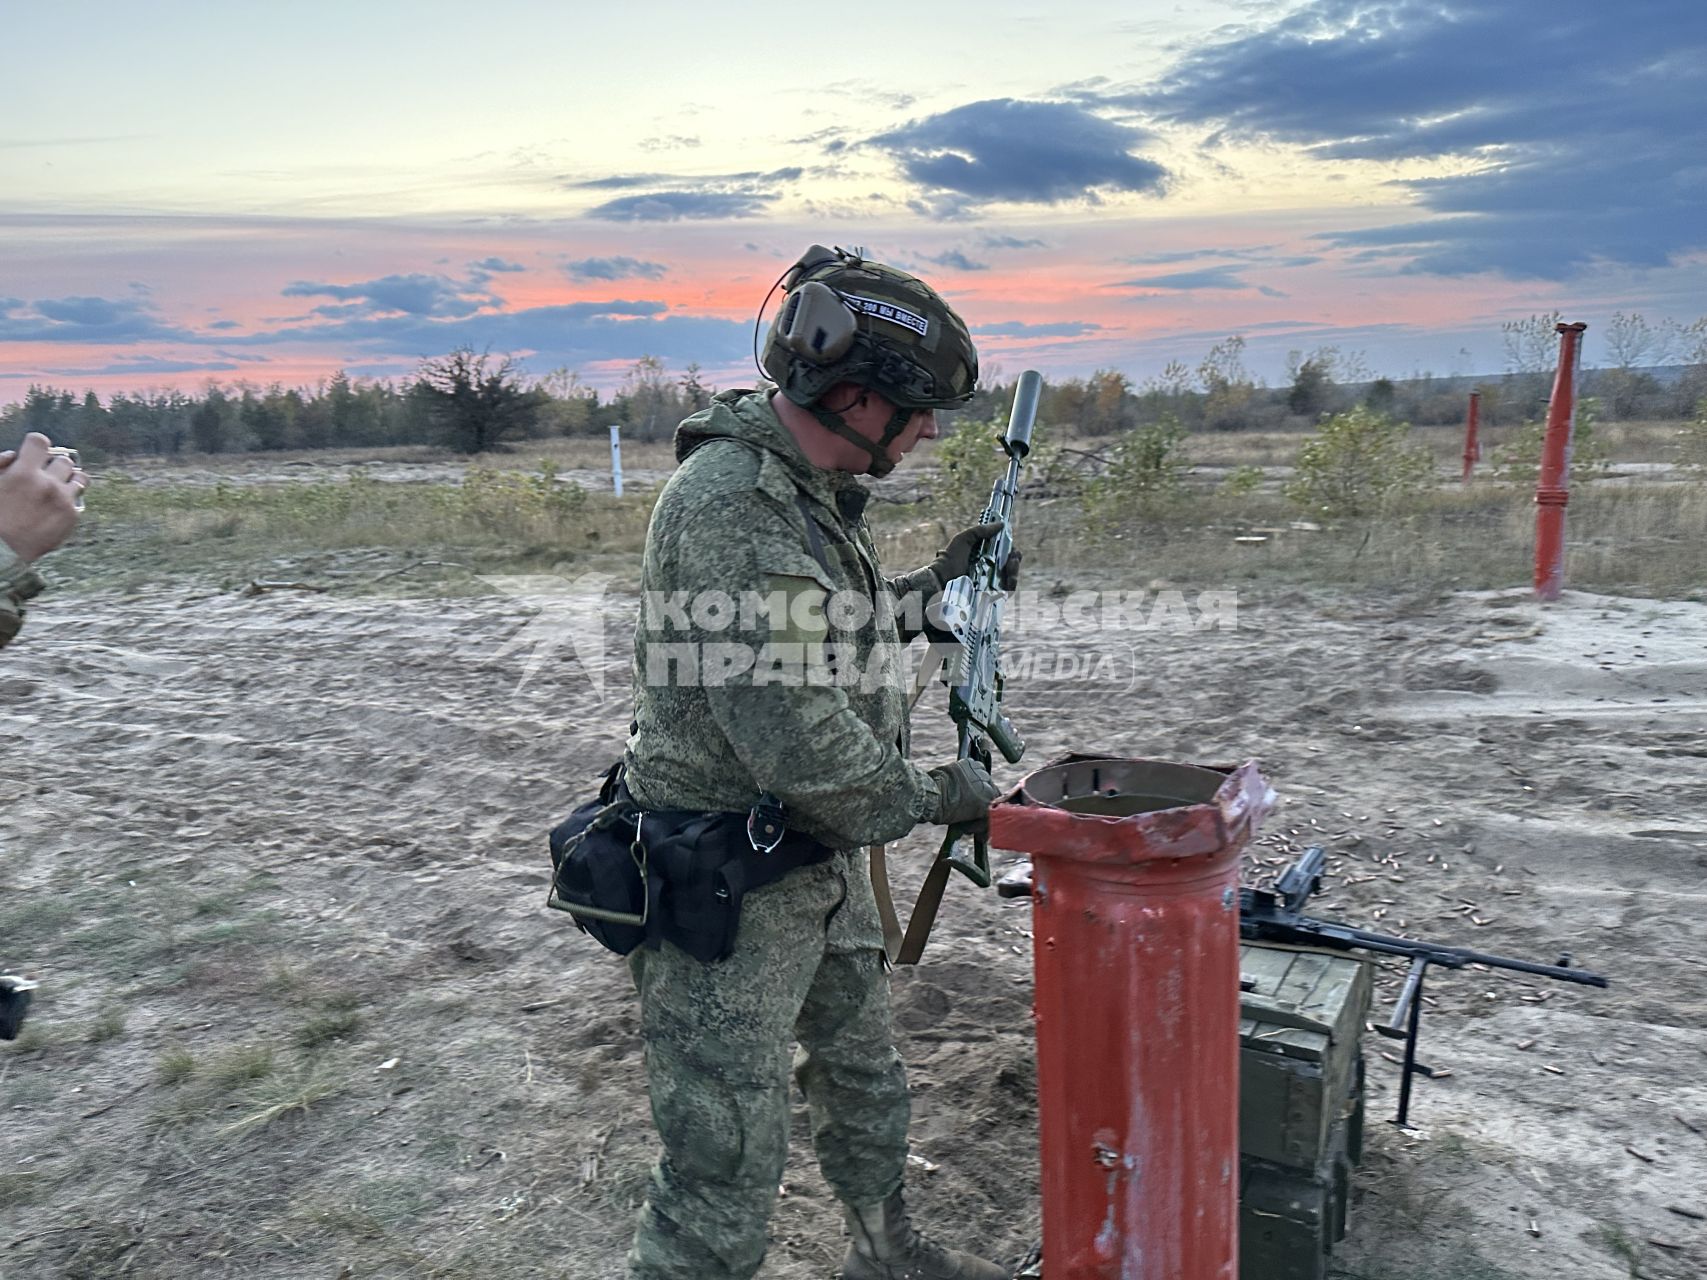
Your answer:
[996,845,1609,1125]
[892,370,1040,965]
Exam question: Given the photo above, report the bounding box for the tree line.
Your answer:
[0,350,716,461]
[5,314,1705,460]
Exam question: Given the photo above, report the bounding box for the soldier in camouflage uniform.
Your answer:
[621,247,1008,1280]
[1,431,87,1040]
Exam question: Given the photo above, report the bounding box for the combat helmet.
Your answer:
[760,245,978,477]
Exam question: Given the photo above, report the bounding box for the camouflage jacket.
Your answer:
[0,544,44,651]
[623,389,943,850]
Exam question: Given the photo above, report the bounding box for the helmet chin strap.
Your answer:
[808,402,914,479]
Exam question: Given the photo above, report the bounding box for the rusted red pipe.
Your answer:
[1535,322,1587,601]
[990,756,1275,1280]
[1461,390,1481,482]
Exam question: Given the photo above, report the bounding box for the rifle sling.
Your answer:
[869,844,905,964]
[895,854,954,966]
[872,669,957,966]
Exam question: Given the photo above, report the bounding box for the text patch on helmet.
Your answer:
[846,295,929,338]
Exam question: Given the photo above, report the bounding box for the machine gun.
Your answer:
[1242,846,1609,1125]
[997,844,1609,1123]
[891,370,1040,966]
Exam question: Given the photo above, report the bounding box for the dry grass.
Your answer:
[45,416,1707,605]
[214,1061,347,1139]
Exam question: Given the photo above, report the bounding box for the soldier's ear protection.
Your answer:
[772,280,858,366]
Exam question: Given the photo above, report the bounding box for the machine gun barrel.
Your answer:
[1242,912,1609,988]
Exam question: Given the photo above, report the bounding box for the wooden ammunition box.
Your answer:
[1238,943,1371,1174]
[1239,1123,1355,1280]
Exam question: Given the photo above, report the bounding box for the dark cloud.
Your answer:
[80,356,250,375]
[920,250,989,272]
[36,297,142,326]
[981,236,1047,250]
[1120,246,1324,268]
[1121,248,1250,266]
[1107,266,1286,297]
[1141,0,1707,278]
[0,295,191,344]
[572,167,802,192]
[585,191,776,222]
[1,278,751,371]
[215,299,749,368]
[563,256,669,282]
[473,257,526,273]
[230,299,667,347]
[904,193,979,222]
[207,319,242,331]
[867,99,1168,211]
[574,173,676,191]
[789,127,852,149]
[282,273,491,318]
[973,321,1105,338]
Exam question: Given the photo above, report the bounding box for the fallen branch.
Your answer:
[240,580,328,598]
[369,559,468,584]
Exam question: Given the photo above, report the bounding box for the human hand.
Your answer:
[0,434,87,561]
[930,520,1020,592]
[928,757,1000,829]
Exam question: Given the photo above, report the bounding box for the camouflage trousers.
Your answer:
[627,848,910,1280]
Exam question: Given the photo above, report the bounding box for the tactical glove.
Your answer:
[928,758,1000,829]
[928,521,1021,592]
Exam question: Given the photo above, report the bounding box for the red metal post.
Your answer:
[1534,322,1587,601]
[990,756,1275,1280]
[1461,390,1481,482]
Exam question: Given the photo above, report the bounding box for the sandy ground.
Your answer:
[2,568,1705,1279]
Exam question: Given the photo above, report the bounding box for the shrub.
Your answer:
[929,420,1068,527]
[1285,406,1433,520]
[1081,414,1189,527]
[1676,400,1707,475]
[1218,465,1265,499]
[931,418,1007,519]
[1489,396,1611,484]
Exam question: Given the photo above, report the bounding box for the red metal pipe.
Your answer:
[990,756,1275,1280]
[1461,390,1482,482]
[1534,322,1587,601]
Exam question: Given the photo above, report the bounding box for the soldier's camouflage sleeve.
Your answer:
[661,494,939,849]
[0,597,22,650]
[0,546,43,651]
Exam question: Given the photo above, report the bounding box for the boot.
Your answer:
[841,1187,1007,1280]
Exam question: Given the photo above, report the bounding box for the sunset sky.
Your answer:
[4,0,1704,404]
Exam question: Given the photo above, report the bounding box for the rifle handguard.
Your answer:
[988,714,1025,765]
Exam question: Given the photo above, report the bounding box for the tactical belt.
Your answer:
[549,764,833,964]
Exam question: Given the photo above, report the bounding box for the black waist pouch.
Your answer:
[548,769,835,963]
[547,794,654,956]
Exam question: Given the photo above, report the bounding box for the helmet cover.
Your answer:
[761,246,979,412]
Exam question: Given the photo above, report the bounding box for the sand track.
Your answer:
[2,583,1704,1278]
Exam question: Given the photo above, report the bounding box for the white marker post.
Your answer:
[609,424,624,498]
